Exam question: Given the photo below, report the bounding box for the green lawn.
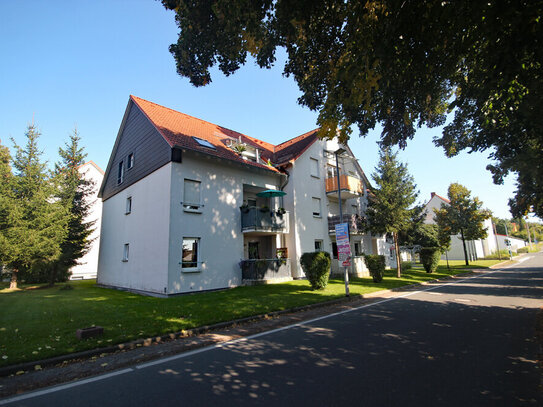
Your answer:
[0,263,497,368]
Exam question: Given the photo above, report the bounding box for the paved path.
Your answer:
[2,254,542,406]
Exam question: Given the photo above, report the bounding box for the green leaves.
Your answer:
[162,0,543,218]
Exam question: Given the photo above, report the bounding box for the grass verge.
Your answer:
[0,263,497,368]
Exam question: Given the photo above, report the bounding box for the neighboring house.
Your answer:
[423,192,497,260]
[69,161,104,280]
[97,95,391,296]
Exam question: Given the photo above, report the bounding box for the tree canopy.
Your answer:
[366,147,418,277]
[162,0,543,218]
[434,183,490,265]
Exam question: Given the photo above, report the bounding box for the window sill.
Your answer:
[121,259,128,263]
[313,215,322,218]
[311,175,320,179]
[183,208,202,214]
[125,212,131,215]
[181,268,201,273]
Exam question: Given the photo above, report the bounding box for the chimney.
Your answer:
[431,192,436,198]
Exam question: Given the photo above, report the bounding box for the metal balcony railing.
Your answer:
[328,214,366,234]
[240,258,291,281]
[240,207,289,233]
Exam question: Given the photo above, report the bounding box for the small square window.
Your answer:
[312,197,321,217]
[117,161,124,184]
[122,243,129,262]
[127,153,134,169]
[125,197,132,214]
[315,240,323,251]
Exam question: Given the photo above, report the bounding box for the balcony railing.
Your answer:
[241,207,289,233]
[325,174,364,199]
[328,214,366,234]
[240,258,291,281]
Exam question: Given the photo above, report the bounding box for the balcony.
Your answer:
[328,214,366,235]
[240,258,291,281]
[325,174,364,200]
[241,207,289,234]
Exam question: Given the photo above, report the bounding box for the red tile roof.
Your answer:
[130,95,320,171]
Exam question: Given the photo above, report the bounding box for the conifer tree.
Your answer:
[3,125,68,288]
[366,148,419,277]
[48,129,95,283]
[434,183,490,266]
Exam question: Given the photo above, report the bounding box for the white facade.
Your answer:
[69,161,104,280]
[423,193,497,261]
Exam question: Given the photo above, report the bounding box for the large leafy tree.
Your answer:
[434,183,490,266]
[46,129,95,284]
[161,0,543,218]
[1,125,68,288]
[366,148,418,277]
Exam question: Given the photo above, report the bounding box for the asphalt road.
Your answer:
[3,254,542,406]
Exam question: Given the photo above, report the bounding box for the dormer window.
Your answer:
[193,137,216,150]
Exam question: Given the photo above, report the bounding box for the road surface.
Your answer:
[2,253,542,406]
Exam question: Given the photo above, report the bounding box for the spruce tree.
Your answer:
[366,148,419,278]
[434,183,490,266]
[4,125,68,288]
[49,129,95,284]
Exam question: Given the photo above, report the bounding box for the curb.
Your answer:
[0,268,486,377]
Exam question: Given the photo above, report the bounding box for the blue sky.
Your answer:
[0,1,522,220]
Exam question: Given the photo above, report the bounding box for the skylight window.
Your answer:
[192,137,216,150]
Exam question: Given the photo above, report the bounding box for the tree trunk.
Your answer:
[9,270,18,289]
[394,232,401,278]
[460,228,469,266]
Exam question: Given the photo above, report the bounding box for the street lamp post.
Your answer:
[334,147,349,297]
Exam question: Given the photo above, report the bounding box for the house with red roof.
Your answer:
[96,96,390,296]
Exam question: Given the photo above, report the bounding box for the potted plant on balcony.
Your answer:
[239,203,250,213]
[276,207,286,218]
[260,205,270,212]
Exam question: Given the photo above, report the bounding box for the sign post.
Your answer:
[335,222,351,296]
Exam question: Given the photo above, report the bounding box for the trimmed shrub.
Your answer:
[364,255,386,282]
[517,247,529,254]
[300,251,331,290]
[420,247,441,273]
[401,261,412,271]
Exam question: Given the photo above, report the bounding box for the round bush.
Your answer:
[364,255,386,282]
[420,247,441,273]
[401,261,412,271]
[300,251,331,290]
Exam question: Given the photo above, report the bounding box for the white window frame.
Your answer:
[117,161,124,185]
[122,243,129,262]
[127,153,135,170]
[125,196,132,215]
[312,197,321,218]
[315,240,323,251]
[183,179,203,213]
[310,157,319,178]
[181,237,201,272]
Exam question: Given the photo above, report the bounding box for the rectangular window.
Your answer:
[310,157,319,178]
[117,161,124,184]
[183,179,201,211]
[352,205,358,214]
[182,237,200,270]
[315,240,323,251]
[125,197,132,214]
[327,165,337,179]
[122,243,129,262]
[312,197,321,217]
[332,242,338,259]
[247,198,257,207]
[354,242,362,256]
[127,153,134,169]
